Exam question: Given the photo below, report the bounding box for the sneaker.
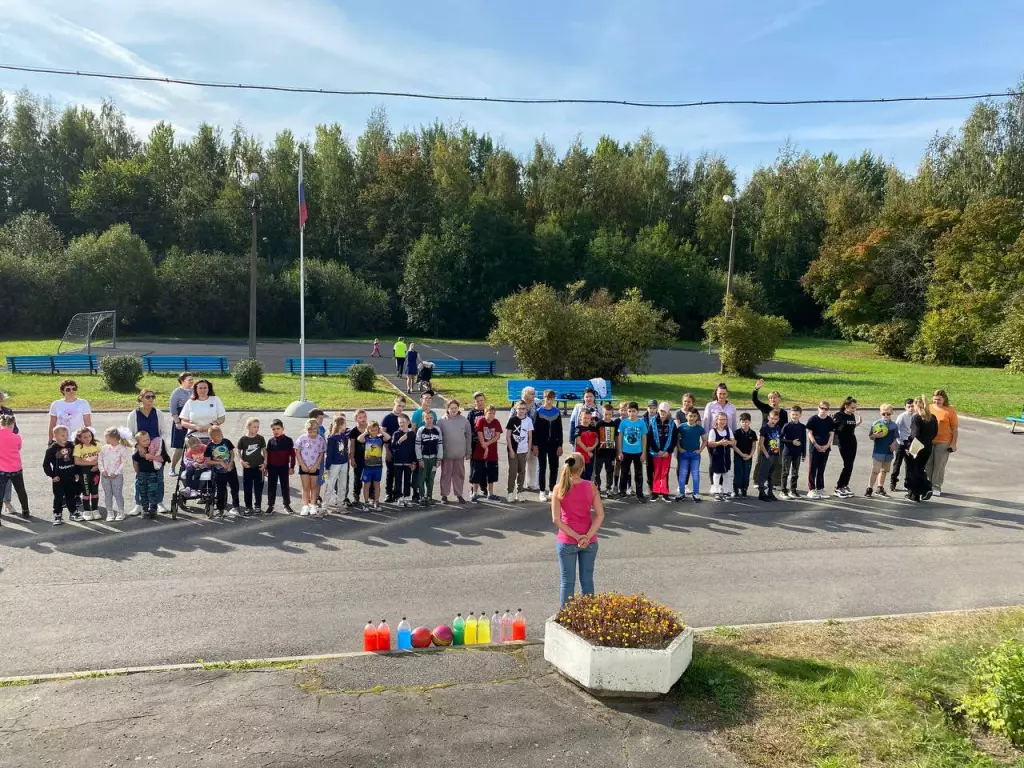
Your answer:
[265,506,275,515]
[819,491,831,499]
[806,489,819,499]
[70,512,84,522]
[299,505,310,516]
[864,487,873,497]
[674,494,687,502]
[636,495,647,503]
[114,512,125,521]
[283,505,294,515]
[228,506,241,517]
[661,495,672,503]
[243,507,254,517]
[456,496,466,504]
[767,491,778,502]
[3,501,14,515]
[53,516,63,526]
[487,494,501,502]
[692,494,701,503]
[255,505,263,514]
[715,493,724,501]
[104,514,115,522]
[922,490,933,501]
[758,490,768,501]
[157,503,169,514]
[781,490,792,500]
[875,486,888,497]
[834,488,846,498]
[471,493,479,504]
[441,496,449,505]
[373,501,381,510]
[128,505,142,517]
[933,489,942,497]
[538,490,548,502]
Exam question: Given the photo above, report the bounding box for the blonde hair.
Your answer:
[244,416,260,428]
[52,425,70,438]
[103,426,131,447]
[914,395,933,420]
[208,425,223,437]
[554,452,585,499]
[137,388,157,403]
[303,418,318,432]
[134,430,150,443]
[329,414,347,435]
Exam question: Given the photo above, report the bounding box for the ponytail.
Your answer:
[554,452,585,499]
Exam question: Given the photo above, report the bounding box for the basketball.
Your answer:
[871,420,888,438]
[411,626,433,648]
[431,625,453,646]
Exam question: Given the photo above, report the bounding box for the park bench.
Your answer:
[142,355,229,374]
[430,359,496,375]
[285,357,362,375]
[6,354,99,374]
[506,379,613,412]
[1007,405,1024,434]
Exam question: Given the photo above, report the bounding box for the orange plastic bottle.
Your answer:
[512,608,526,641]
[363,620,378,652]
[377,619,392,651]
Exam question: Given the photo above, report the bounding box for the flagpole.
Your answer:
[285,146,317,419]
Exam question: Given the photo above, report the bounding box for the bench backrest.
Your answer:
[142,356,229,374]
[7,355,99,374]
[285,358,362,374]
[506,379,613,405]
[430,360,496,375]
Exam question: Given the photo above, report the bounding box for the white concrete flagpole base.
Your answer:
[284,400,318,418]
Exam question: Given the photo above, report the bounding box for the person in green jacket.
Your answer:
[393,337,407,376]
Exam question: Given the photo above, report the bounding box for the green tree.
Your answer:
[703,303,792,376]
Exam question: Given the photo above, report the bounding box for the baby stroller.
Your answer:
[416,360,435,393]
[169,433,216,519]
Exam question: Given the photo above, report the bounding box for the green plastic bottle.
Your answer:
[452,613,465,646]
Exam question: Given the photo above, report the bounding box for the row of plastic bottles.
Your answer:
[363,610,527,652]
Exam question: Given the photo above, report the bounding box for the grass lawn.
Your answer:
[0,339,63,362]
[440,337,1023,421]
[680,608,1024,767]
[0,372,398,411]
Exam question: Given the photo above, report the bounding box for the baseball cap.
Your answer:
[659,401,671,412]
[472,391,485,399]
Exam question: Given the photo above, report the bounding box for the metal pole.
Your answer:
[248,196,259,360]
[720,203,736,375]
[299,150,306,404]
[112,310,117,349]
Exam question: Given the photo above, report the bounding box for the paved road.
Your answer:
[1,411,1022,675]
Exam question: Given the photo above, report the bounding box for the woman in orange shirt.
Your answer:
[925,389,958,496]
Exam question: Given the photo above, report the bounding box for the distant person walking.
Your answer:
[394,337,407,376]
[371,338,381,358]
[405,344,419,394]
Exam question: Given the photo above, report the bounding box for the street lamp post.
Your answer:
[248,172,260,361]
[721,194,737,375]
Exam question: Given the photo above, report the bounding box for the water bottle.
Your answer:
[512,609,526,641]
[477,610,491,643]
[489,611,501,645]
[501,610,513,642]
[397,618,412,650]
[465,612,478,645]
[452,613,465,646]
[363,620,378,652]
[377,619,391,651]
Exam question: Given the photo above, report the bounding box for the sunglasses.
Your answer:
[64,386,78,392]
[143,395,155,400]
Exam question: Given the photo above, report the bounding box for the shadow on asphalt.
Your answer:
[1,493,1021,564]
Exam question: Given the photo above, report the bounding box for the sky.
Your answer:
[0,0,1021,182]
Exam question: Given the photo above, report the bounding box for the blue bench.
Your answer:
[1007,406,1024,434]
[142,356,229,374]
[7,355,99,374]
[430,360,496,375]
[506,379,613,410]
[286,358,363,375]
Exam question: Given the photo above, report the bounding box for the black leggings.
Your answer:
[593,454,616,490]
[214,471,240,511]
[52,473,79,515]
[807,449,830,491]
[0,470,29,513]
[266,465,290,508]
[906,448,932,499]
[619,453,644,497]
[837,439,857,489]
[891,443,908,488]
[243,467,264,508]
[537,445,559,491]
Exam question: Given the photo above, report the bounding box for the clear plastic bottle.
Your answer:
[477,610,491,643]
[500,610,513,643]
[489,611,501,645]
[512,609,526,641]
[465,612,478,645]
[363,620,378,652]
[452,613,465,646]
[397,618,412,650]
[377,619,391,651]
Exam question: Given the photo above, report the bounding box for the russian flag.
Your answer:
[298,151,308,230]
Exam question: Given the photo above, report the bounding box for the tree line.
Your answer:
[0,80,1022,369]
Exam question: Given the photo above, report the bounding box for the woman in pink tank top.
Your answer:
[551,452,605,606]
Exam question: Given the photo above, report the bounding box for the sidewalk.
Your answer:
[0,645,741,768]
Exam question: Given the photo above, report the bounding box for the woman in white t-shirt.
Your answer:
[48,378,92,442]
[178,379,227,436]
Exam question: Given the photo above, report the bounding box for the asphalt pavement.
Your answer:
[1,411,1022,676]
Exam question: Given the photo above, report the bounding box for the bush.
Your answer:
[703,302,791,376]
[910,307,988,365]
[864,319,917,359]
[100,355,143,393]
[232,358,263,392]
[555,593,684,650]
[348,363,377,392]
[959,639,1024,746]
[986,291,1024,373]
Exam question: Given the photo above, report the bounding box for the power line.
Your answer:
[1,63,1022,109]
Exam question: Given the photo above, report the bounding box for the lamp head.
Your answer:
[722,194,734,203]
[248,172,260,184]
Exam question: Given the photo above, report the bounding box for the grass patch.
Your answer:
[679,608,1024,768]
[0,372,398,410]
[0,338,63,363]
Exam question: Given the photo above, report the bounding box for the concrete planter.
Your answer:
[544,617,693,696]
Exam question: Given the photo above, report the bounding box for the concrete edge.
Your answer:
[5,606,1021,687]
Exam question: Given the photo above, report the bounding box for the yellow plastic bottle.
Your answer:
[477,610,491,643]
[465,612,478,645]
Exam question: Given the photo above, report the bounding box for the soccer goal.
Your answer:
[58,310,117,355]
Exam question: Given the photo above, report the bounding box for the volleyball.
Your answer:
[870,419,889,438]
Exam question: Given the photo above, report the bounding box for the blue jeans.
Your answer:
[734,457,752,493]
[557,540,599,607]
[677,451,701,495]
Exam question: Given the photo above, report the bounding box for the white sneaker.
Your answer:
[539,490,549,502]
[168,469,178,478]
[157,503,169,514]
[300,505,310,516]
[932,489,942,497]
[3,501,14,515]
[128,505,141,517]
[114,512,125,521]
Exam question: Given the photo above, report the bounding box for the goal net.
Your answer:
[58,310,117,355]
